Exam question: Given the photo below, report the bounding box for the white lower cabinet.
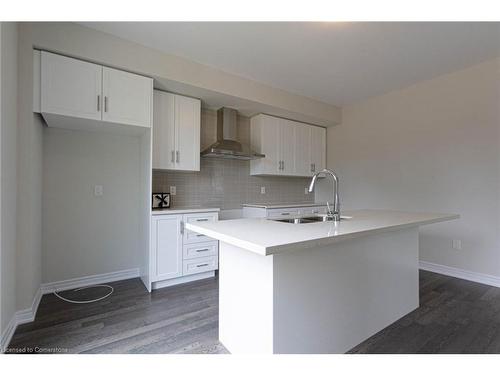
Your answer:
[151,211,219,289]
[183,256,219,276]
[183,241,219,260]
[152,214,183,281]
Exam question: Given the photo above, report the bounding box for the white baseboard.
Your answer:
[152,271,215,290]
[16,287,42,325]
[0,286,41,353]
[0,315,17,353]
[1,268,140,353]
[419,260,500,288]
[40,268,140,294]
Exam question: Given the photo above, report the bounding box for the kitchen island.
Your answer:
[186,209,458,354]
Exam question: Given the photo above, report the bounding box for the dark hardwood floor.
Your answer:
[7,270,500,354]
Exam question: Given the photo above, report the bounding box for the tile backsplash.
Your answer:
[152,108,313,210]
[153,158,313,210]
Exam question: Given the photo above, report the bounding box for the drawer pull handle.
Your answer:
[196,218,209,222]
[196,234,205,237]
[196,263,209,268]
[281,212,290,216]
[196,249,210,252]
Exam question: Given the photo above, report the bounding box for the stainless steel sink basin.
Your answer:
[271,216,351,224]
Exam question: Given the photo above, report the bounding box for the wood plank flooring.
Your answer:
[7,270,500,354]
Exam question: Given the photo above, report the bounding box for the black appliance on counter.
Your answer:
[152,192,170,209]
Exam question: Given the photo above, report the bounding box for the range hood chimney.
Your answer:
[200,107,265,160]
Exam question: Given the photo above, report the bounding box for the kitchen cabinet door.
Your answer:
[152,215,183,281]
[250,114,281,175]
[41,51,102,121]
[153,91,176,169]
[310,126,326,174]
[102,67,152,127]
[279,119,296,175]
[293,122,312,176]
[175,94,201,171]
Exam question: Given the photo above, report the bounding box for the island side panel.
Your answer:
[218,242,275,354]
[273,227,419,354]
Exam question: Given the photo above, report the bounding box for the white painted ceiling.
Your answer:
[80,22,500,106]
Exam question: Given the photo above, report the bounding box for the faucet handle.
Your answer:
[326,201,333,216]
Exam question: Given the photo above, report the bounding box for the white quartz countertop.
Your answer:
[242,202,327,209]
[152,207,220,215]
[185,209,459,256]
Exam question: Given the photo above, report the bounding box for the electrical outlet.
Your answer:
[94,185,103,197]
[170,186,176,196]
[452,239,462,250]
[305,187,309,194]
[260,186,266,195]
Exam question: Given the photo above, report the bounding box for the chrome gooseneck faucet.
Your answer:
[308,168,341,222]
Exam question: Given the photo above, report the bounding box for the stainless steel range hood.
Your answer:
[200,107,265,160]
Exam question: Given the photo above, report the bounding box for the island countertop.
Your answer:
[185,209,459,256]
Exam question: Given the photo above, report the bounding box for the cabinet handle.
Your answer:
[281,212,290,216]
[196,234,205,237]
[196,263,209,268]
[104,96,108,112]
[282,160,285,171]
[313,163,316,172]
[196,218,209,222]
[171,151,175,163]
[196,248,210,253]
[97,95,100,111]
[176,150,180,163]
[180,221,184,235]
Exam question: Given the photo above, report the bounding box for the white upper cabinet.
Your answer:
[293,122,312,176]
[102,67,152,127]
[279,119,296,175]
[175,94,201,171]
[40,51,152,131]
[250,114,326,177]
[41,51,102,121]
[250,114,281,175]
[153,90,201,171]
[153,91,175,170]
[310,125,326,174]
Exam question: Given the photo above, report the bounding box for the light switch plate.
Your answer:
[452,239,462,250]
[260,186,266,194]
[170,186,177,196]
[94,185,103,196]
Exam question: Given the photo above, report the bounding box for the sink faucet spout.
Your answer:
[308,169,341,222]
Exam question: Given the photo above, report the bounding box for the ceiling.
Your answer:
[80,22,500,106]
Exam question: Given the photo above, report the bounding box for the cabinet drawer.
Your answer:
[299,206,327,215]
[183,212,218,243]
[183,256,218,275]
[266,208,301,218]
[183,241,218,260]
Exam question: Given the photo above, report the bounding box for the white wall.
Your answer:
[15,25,44,313]
[42,128,143,283]
[0,22,18,340]
[320,58,500,277]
